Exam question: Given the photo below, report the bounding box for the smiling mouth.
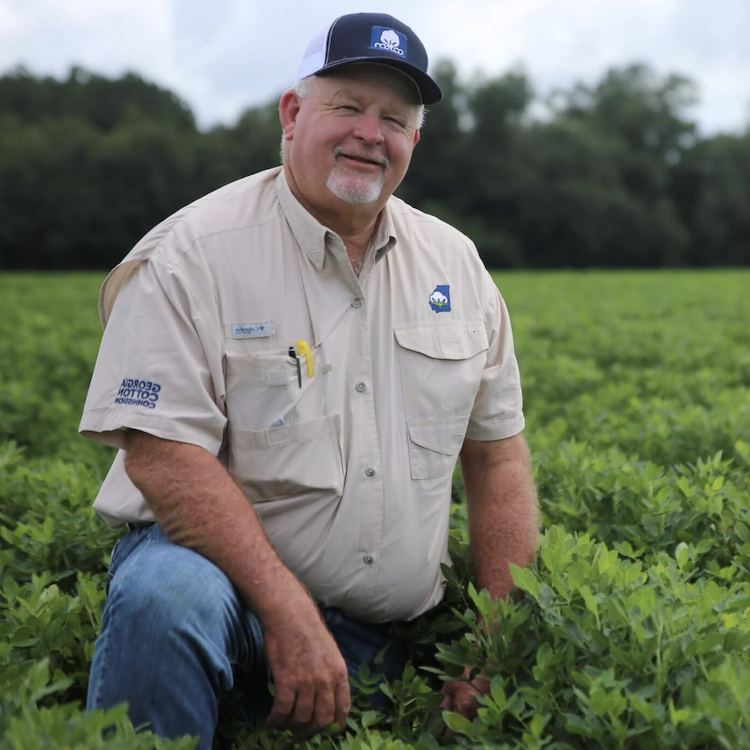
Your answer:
[336,151,387,168]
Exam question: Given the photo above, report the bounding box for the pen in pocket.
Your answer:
[288,345,302,388]
[289,340,314,388]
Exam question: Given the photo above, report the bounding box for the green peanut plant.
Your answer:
[1,270,749,749]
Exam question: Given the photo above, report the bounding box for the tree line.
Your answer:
[0,63,748,269]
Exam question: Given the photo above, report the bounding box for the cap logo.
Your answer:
[369,26,407,58]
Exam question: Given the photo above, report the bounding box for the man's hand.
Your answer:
[443,434,537,734]
[264,593,351,740]
[441,666,489,729]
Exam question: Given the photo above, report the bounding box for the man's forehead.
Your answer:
[314,64,422,105]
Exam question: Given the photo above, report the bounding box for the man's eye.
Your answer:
[339,105,358,112]
[384,117,405,127]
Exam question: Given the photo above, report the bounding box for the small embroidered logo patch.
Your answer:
[429,285,451,313]
[228,322,273,339]
[370,26,407,57]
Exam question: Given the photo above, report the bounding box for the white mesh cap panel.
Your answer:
[295,23,331,82]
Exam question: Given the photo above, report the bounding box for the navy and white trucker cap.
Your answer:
[296,13,443,105]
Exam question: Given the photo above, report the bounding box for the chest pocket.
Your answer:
[223,341,343,503]
[224,342,301,431]
[394,321,488,480]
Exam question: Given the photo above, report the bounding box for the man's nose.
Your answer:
[352,112,384,144]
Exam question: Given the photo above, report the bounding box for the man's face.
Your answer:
[281,65,421,215]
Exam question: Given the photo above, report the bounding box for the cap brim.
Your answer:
[317,57,443,105]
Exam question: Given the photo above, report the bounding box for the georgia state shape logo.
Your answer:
[429,285,451,313]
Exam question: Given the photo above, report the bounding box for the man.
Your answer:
[80,12,538,749]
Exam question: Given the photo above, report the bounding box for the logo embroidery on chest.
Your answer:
[228,322,274,339]
[429,285,451,313]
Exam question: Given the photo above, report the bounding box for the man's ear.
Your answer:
[412,128,421,148]
[279,90,301,142]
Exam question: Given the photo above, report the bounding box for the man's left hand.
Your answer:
[440,666,489,728]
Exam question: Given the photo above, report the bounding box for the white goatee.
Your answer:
[326,151,389,205]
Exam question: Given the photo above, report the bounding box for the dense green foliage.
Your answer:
[1,270,749,749]
[1,64,749,270]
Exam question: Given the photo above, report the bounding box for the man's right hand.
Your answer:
[263,592,351,740]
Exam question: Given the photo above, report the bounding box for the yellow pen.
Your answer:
[296,339,314,380]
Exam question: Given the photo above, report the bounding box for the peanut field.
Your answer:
[1,270,749,749]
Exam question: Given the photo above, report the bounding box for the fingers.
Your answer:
[291,687,315,727]
[266,684,295,729]
[286,679,350,741]
[441,682,454,711]
[269,677,351,739]
[292,684,334,741]
[262,601,351,739]
[314,684,336,729]
[441,683,456,736]
[444,680,480,719]
[452,686,478,719]
[442,680,481,737]
[333,679,351,732]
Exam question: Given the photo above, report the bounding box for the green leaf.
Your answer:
[529,712,548,737]
[361,710,382,728]
[562,619,586,647]
[565,712,599,738]
[442,711,475,738]
[579,585,599,625]
[510,565,539,599]
[536,642,554,669]
[629,691,658,722]
[668,700,692,725]
[675,542,690,568]
[490,675,506,708]
[11,637,40,648]
[685,632,725,658]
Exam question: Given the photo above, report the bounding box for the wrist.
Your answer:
[249,567,318,628]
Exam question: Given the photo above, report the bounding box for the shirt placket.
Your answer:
[324,234,384,607]
[350,275,384,604]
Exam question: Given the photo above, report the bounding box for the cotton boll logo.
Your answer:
[370,26,407,57]
[429,285,451,313]
[381,29,400,48]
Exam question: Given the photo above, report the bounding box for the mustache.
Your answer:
[333,148,390,169]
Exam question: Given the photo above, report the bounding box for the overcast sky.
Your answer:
[2,0,749,136]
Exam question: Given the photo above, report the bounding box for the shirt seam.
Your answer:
[148,250,222,344]
[81,410,222,450]
[472,411,524,423]
[152,209,283,274]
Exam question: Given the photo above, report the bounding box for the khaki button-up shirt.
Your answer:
[80,167,525,622]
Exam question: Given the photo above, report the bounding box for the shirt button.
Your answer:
[365,467,375,477]
[351,298,362,308]
[363,555,374,565]
[355,382,366,393]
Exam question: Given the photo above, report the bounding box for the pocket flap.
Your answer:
[407,416,470,455]
[394,321,488,360]
[229,414,341,450]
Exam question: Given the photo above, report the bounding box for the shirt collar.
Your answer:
[275,168,397,271]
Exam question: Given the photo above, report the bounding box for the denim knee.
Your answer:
[105,527,249,672]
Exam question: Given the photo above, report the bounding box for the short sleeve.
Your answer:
[465,272,525,441]
[79,258,227,454]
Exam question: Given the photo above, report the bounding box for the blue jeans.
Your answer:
[87,524,407,749]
